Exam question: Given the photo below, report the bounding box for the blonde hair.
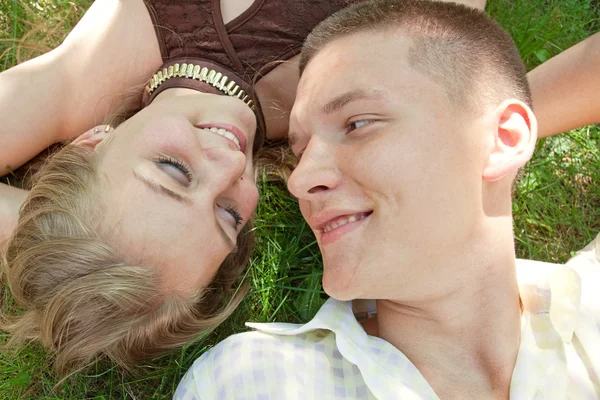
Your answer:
[254,142,298,183]
[1,144,253,376]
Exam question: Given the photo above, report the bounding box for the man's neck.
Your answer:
[375,237,521,399]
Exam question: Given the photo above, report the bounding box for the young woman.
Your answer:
[0,0,375,375]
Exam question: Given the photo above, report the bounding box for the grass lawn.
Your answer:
[1,0,599,398]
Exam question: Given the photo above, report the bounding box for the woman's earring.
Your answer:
[93,124,113,135]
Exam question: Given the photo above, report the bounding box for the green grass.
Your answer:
[1,0,599,398]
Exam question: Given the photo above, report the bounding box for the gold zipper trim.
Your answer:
[146,63,256,112]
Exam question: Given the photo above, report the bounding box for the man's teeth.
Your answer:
[203,127,241,150]
[322,213,368,233]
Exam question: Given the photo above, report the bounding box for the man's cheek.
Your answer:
[299,200,311,223]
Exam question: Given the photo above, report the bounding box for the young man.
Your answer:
[175,1,599,398]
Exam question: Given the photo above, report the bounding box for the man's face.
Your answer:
[288,31,492,301]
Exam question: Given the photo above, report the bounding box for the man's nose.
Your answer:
[287,140,341,199]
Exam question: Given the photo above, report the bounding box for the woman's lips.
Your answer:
[195,122,248,153]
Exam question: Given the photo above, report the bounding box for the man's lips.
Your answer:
[321,212,371,233]
[310,210,374,232]
[315,211,373,246]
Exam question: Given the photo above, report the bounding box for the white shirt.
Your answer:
[175,250,600,399]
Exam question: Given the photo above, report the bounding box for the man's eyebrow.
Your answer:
[288,89,387,150]
[321,89,386,115]
[134,171,192,205]
[134,171,237,251]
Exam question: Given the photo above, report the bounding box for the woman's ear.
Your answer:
[482,100,537,182]
[70,125,114,149]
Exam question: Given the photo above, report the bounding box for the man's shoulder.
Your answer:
[192,327,336,376]
[517,235,600,321]
[197,329,296,365]
[566,234,600,318]
[175,328,339,399]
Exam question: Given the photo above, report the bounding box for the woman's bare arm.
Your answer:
[0,0,162,175]
[528,32,600,139]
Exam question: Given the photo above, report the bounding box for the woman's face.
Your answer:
[95,89,258,295]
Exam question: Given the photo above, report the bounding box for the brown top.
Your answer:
[142,0,356,151]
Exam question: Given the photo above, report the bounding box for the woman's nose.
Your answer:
[202,146,248,193]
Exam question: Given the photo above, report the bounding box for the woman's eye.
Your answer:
[157,156,193,186]
[225,205,243,227]
[348,119,373,132]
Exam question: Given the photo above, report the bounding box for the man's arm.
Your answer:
[528,32,600,138]
[0,0,162,176]
[0,183,28,251]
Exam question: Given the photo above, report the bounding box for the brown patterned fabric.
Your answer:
[145,0,355,81]
[142,0,356,151]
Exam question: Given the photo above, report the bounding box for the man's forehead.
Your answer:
[296,33,413,101]
[291,34,421,131]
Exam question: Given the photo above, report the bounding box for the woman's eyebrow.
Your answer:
[134,171,192,205]
[216,222,237,251]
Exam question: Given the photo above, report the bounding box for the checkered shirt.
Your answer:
[175,250,600,399]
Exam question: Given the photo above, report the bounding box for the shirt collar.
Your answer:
[516,260,582,342]
[246,297,360,339]
[248,260,582,343]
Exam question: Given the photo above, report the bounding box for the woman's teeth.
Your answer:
[203,127,241,150]
[322,213,369,233]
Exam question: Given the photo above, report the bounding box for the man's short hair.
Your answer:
[300,0,531,113]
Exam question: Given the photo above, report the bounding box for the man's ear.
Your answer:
[70,125,114,149]
[482,100,537,182]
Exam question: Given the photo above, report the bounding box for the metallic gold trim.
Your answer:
[213,72,223,87]
[200,67,209,81]
[219,76,228,91]
[146,63,257,113]
[207,70,216,84]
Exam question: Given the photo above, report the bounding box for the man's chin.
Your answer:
[322,267,360,301]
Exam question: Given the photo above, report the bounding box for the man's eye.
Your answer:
[348,120,373,132]
[157,156,193,185]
